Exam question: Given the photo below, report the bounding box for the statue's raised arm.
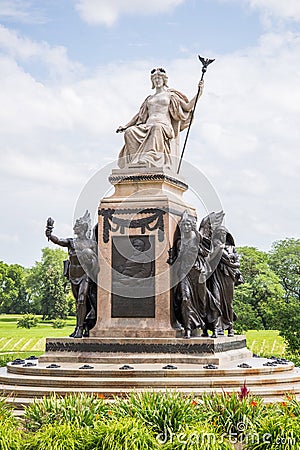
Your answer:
[45,211,99,338]
[117,68,204,170]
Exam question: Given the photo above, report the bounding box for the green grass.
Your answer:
[246,330,286,357]
[0,315,286,363]
[0,314,76,363]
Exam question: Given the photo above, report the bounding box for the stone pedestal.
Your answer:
[90,167,195,338]
[40,335,251,365]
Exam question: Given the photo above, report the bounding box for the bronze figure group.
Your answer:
[45,208,243,339]
[169,210,243,339]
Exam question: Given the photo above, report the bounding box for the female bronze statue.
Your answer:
[117,68,203,169]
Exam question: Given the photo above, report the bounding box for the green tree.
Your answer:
[234,247,284,332]
[28,248,69,320]
[0,261,31,314]
[268,238,300,354]
[269,238,300,302]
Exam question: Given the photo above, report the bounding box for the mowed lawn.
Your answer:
[0,314,286,359]
[0,315,76,359]
[246,329,286,357]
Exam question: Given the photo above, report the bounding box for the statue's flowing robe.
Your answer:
[118,89,192,168]
[174,232,221,332]
[207,247,239,331]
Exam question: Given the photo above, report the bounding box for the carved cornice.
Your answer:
[109,173,188,191]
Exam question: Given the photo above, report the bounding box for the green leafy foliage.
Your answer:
[0,261,31,314]
[196,388,264,440]
[269,238,300,302]
[52,318,66,328]
[0,397,17,426]
[244,414,300,449]
[0,422,23,450]
[1,392,300,449]
[234,247,285,332]
[276,299,300,354]
[168,423,235,450]
[17,313,38,329]
[268,239,300,354]
[85,417,160,450]
[112,391,196,436]
[23,423,86,450]
[0,398,21,450]
[24,393,109,431]
[28,248,69,319]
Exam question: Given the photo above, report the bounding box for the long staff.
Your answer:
[177,55,215,174]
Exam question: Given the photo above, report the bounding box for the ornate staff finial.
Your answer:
[198,55,215,81]
[177,54,215,174]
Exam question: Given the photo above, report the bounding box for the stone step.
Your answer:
[2,370,300,389]
[6,360,294,378]
[2,383,300,400]
[2,355,298,408]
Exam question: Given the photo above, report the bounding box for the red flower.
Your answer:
[250,400,258,407]
[191,399,198,406]
[239,381,250,400]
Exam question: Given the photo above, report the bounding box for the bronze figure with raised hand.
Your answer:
[45,211,99,338]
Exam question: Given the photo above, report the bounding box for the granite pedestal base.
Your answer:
[38,335,251,365]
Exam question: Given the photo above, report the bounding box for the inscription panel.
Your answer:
[111,235,155,318]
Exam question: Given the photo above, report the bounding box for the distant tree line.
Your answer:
[0,248,75,320]
[0,238,299,352]
[234,238,300,354]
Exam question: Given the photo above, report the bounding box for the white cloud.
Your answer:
[75,0,186,26]
[218,0,300,22]
[248,0,300,21]
[0,1,44,24]
[0,25,82,80]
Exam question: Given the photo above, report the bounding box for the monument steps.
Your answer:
[1,360,300,411]
[2,367,300,389]
[5,360,294,378]
[2,383,300,402]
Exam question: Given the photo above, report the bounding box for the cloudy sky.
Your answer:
[0,0,299,267]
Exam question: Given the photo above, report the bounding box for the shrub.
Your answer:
[0,421,23,450]
[168,423,235,449]
[0,396,18,426]
[273,394,300,418]
[112,391,197,436]
[196,386,265,440]
[23,422,86,450]
[85,417,159,450]
[244,414,300,449]
[284,351,300,367]
[24,393,109,431]
[52,318,66,329]
[17,314,38,329]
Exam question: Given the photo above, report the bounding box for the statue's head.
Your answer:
[73,210,91,238]
[179,210,196,234]
[132,238,145,252]
[150,67,168,89]
[213,226,235,247]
